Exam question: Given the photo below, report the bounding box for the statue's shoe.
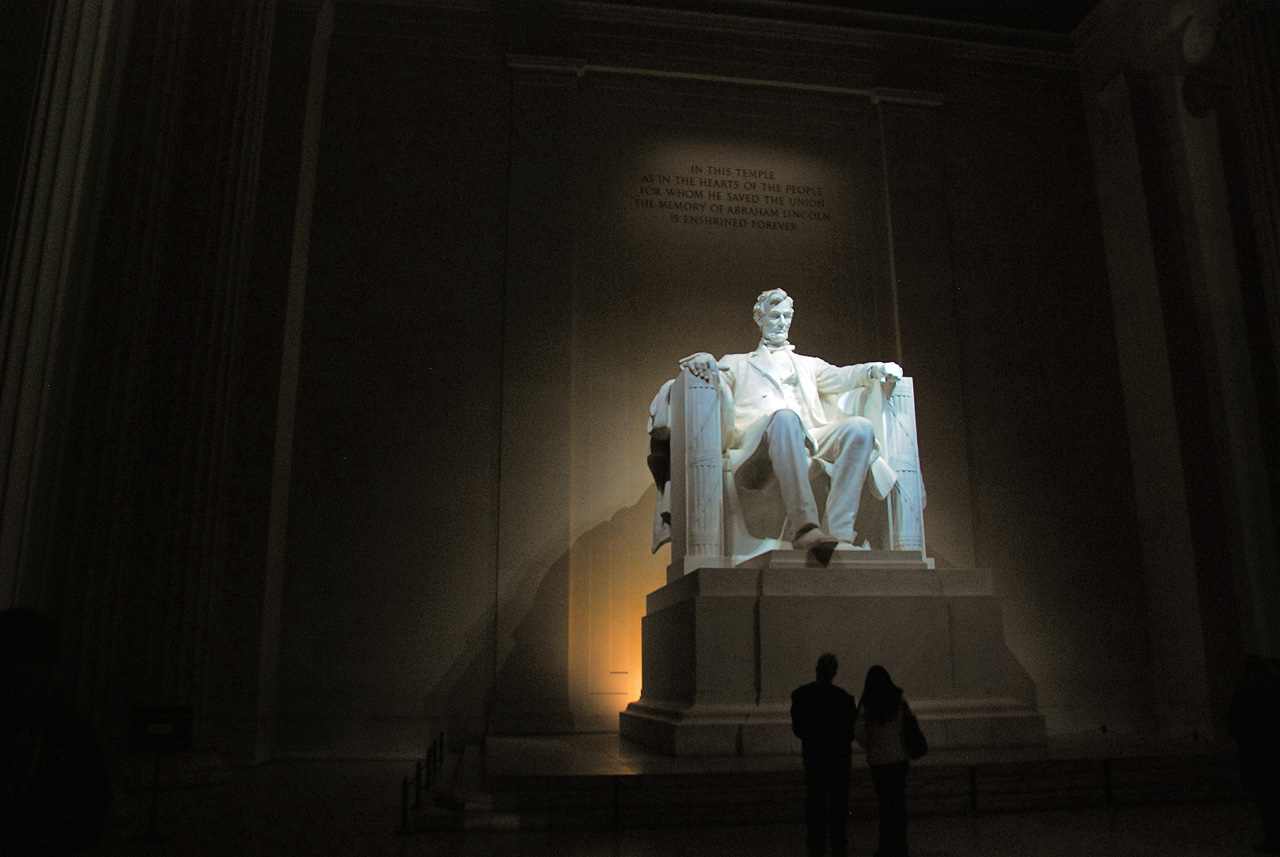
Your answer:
[792,527,838,565]
[839,540,871,550]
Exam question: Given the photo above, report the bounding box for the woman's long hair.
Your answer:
[861,664,903,726]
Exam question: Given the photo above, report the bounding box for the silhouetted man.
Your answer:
[791,652,859,857]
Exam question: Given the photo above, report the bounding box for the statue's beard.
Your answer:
[762,332,789,346]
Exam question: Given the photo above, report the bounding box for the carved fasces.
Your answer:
[883,377,926,553]
[671,367,723,563]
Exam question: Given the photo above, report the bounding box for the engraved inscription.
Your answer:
[632,164,834,232]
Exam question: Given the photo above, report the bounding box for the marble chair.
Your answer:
[648,366,926,577]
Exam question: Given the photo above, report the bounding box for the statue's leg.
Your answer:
[811,416,875,543]
[744,410,821,541]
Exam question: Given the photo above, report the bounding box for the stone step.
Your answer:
[422,738,1244,831]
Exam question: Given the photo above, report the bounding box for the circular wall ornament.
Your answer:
[1181,16,1218,64]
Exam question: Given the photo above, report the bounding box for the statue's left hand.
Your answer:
[679,352,720,382]
[869,361,903,382]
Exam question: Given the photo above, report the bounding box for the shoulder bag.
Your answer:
[902,704,928,760]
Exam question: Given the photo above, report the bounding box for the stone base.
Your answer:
[620,698,1048,758]
[620,563,1046,757]
[668,548,933,582]
[737,547,935,570]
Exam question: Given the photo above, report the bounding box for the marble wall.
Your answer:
[6,0,1271,763]
[270,3,1159,752]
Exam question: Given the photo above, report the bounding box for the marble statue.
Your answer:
[675,288,903,564]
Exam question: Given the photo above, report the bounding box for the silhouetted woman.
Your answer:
[855,665,911,857]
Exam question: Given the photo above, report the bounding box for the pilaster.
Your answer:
[873,88,977,570]
[489,53,584,736]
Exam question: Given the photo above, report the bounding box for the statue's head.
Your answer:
[753,288,793,346]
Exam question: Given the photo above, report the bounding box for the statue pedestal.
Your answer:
[620,554,1046,757]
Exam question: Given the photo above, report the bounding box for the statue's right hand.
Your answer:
[679,352,719,382]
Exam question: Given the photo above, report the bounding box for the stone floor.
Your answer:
[98,757,1262,857]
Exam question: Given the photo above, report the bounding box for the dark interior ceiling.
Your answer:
[594,0,1101,34]
[806,0,1099,33]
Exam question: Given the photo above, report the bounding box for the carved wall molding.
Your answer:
[572,0,1076,68]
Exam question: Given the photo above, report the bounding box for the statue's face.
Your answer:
[758,298,794,345]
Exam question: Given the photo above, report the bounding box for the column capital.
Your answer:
[506,54,586,86]
[870,87,945,109]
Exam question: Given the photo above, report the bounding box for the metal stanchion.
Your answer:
[400,776,411,834]
[127,705,193,844]
[146,751,162,840]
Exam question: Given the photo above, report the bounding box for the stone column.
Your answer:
[1215,0,1280,659]
[252,0,335,764]
[1,0,280,760]
[1217,7,1280,651]
[119,0,279,763]
[0,0,130,605]
[1218,0,1280,389]
[1076,0,1280,729]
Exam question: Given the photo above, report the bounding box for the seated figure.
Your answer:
[650,288,922,567]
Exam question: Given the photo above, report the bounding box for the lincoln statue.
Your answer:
[679,288,903,563]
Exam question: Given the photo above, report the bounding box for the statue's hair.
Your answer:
[753,288,792,325]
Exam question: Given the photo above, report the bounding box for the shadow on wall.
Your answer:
[424,603,493,747]
[425,542,572,745]
[488,546,574,736]
[1002,644,1038,711]
[430,487,666,745]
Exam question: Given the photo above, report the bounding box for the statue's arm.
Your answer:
[816,359,903,392]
